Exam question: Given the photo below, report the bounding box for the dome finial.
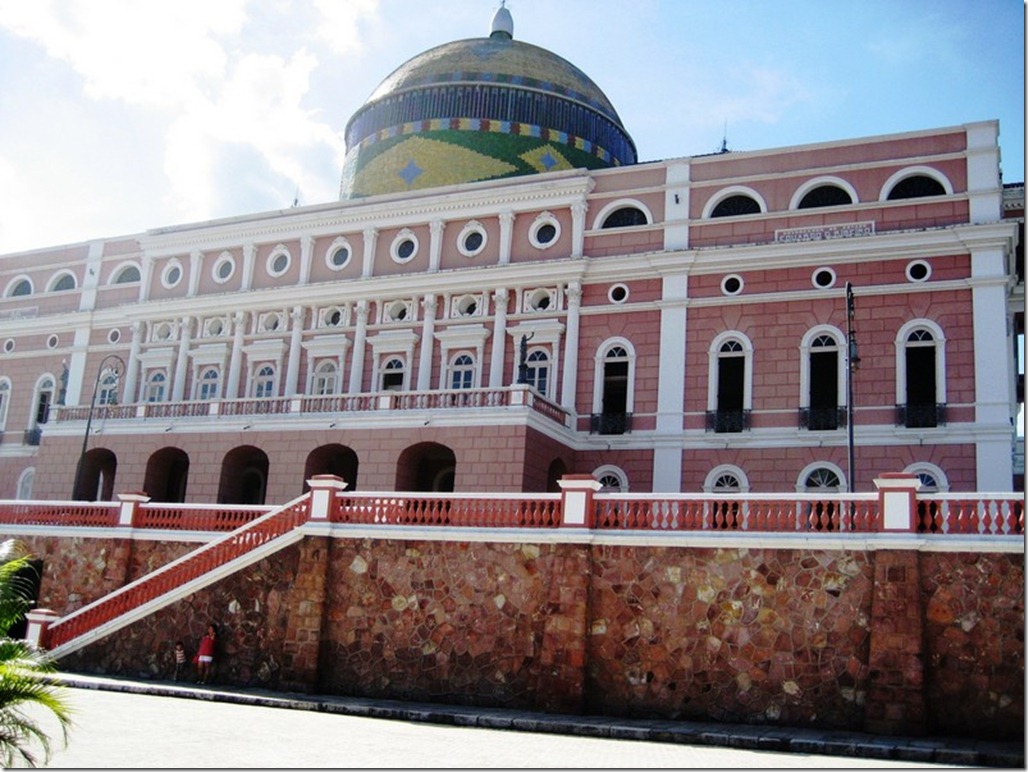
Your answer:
[490,1,513,39]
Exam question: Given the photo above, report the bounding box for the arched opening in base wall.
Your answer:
[395,442,456,492]
[73,448,117,501]
[218,446,269,505]
[144,447,190,503]
[546,458,568,492]
[303,444,359,493]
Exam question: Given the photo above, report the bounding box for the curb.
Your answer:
[53,673,1024,768]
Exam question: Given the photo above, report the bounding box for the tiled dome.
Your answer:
[339,5,636,198]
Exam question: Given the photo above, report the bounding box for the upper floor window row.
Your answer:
[4,271,79,298]
[705,169,953,218]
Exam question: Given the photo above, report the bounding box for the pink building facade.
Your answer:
[0,13,1022,505]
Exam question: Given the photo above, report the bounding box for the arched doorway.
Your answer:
[144,447,190,503]
[218,446,269,505]
[73,448,117,501]
[395,442,456,492]
[546,458,568,492]
[302,444,359,493]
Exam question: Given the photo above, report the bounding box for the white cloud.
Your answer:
[0,0,247,109]
[313,0,381,56]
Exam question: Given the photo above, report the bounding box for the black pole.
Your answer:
[845,282,859,494]
[72,354,125,500]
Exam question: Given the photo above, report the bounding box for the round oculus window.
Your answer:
[720,275,744,296]
[906,260,931,282]
[107,328,121,344]
[329,244,350,269]
[812,267,836,289]
[608,284,629,303]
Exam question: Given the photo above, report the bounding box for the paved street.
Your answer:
[30,686,969,769]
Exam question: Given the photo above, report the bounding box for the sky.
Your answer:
[0,0,1023,255]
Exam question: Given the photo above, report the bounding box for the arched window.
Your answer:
[381,357,405,391]
[591,341,634,435]
[449,354,475,390]
[797,185,853,208]
[312,361,338,396]
[887,175,946,200]
[711,195,760,217]
[801,329,844,430]
[594,465,628,492]
[600,206,648,228]
[896,321,946,428]
[196,368,220,401]
[707,333,752,433]
[97,370,120,406]
[49,273,76,292]
[253,365,276,398]
[144,371,167,403]
[525,349,550,397]
[112,265,141,284]
[0,378,10,430]
[32,376,55,429]
[798,462,846,530]
[6,278,32,297]
[16,468,34,500]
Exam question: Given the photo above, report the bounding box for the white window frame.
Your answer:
[895,319,947,407]
[591,337,636,415]
[798,325,847,410]
[706,331,754,413]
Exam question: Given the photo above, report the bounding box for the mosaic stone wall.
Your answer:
[22,532,1024,740]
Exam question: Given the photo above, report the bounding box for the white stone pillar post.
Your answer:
[171,317,192,401]
[348,300,369,393]
[361,228,378,278]
[226,311,246,398]
[428,219,444,272]
[489,288,509,387]
[285,306,304,396]
[560,281,582,411]
[498,211,514,265]
[416,295,437,391]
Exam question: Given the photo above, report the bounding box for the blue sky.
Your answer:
[0,0,1022,253]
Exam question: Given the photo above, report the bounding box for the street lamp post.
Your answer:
[845,282,860,493]
[72,354,125,500]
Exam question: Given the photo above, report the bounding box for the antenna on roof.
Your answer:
[718,120,730,153]
[291,187,300,208]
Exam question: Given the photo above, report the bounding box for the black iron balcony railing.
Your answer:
[589,412,632,435]
[798,406,847,431]
[706,409,750,433]
[896,403,947,429]
[23,427,42,446]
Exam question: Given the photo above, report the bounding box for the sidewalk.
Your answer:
[52,672,1024,768]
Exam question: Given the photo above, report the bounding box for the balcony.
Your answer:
[706,409,750,433]
[589,412,632,435]
[896,403,947,429]
[50,385,570,429]
[798,406,847,431]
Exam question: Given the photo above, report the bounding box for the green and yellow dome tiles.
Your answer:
[339,5,636,198]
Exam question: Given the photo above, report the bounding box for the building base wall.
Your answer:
[20,532,1025,741]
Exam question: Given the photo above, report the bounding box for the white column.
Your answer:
[570,202,587,258]
[348,300,369,392]
[428,220,444,272]
[188,250,203,297]
[122,321,143,403]
[417,295,437,391]
[560,281,582,411]
[970,243,1016,490]
[498,211,515,265]
[285,306,304,396]
[652,274,689,492]
[362,228,378,278]
[226,312,246,398]
[171,316,192,401]
[138,255,154,302]
[489,288,509,387]
[299,236,314,285]
[241,243,256,290]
